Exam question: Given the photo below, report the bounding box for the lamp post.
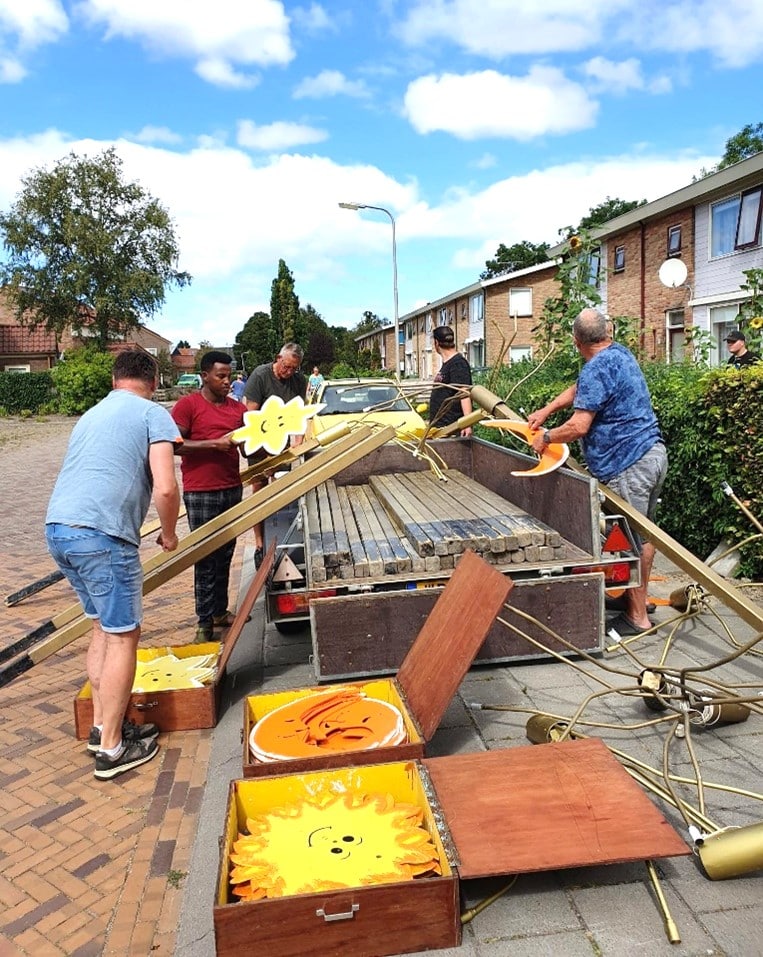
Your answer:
[339,202,400,375]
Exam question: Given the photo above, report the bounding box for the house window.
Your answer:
[667,226,682,256]
[665,310,685,364]
[146,347,158,356]
[711,187,763,256]
[711,304,742,366]
[587,248,602,287]
[4,365,30,373]
[467,340,485,368]
[509,346,532,364]
[470,293,483,324]
[613,245,625,272]
[438,307,449,326]
[508,288,532,317]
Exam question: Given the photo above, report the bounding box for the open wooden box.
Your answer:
[215,741,690,957]
[73,551,273,738]
[242,550,513,777]
[74,641,225,737]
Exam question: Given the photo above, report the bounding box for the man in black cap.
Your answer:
[725,330,760,368]
[429,325,473,436]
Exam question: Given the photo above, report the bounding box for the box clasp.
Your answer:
[316,902,359,922]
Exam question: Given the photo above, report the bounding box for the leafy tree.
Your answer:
[234,311,273,373]
[155,348,175,387]
[558,197,646,240]
[718,123,763,170]
[0,147,191,349]
[481,240,550,280]
[51,345,114,414]
[270,259,300,347]
[306,329,335,370]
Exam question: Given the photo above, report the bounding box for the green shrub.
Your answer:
[0,370,54,413]
[51,346,114,415]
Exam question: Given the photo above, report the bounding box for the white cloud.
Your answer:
[0,0,68,47]
[77,0,293,79]
[0,55,26,82]
[472,153,497,170]
[236,119,328,151]
[403,67,598,140]
[398,0,611,57]
[582,57,643,91]
[291,3,335,34]
[195,57,259,89]
[132,125,183,145]
[397,0,763,70]
[293,69,369,99]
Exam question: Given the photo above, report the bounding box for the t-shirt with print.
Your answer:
[171,391,245,492]
[574,342,661,483]
[46,389,181,546]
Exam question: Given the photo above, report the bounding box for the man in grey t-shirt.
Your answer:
[46,350,181,780]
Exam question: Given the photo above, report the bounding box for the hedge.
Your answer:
[0,371,54,414]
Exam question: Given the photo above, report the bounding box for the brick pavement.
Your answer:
[0,415,229,957]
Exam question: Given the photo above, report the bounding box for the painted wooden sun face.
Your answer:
[249,690,407,762]
[229,788,441,898]
[230,396,325,456]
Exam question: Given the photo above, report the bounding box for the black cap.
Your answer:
[725,330,745,343]
[432,325,455,346]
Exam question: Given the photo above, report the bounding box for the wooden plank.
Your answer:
[302,489,326,582]
[407,472,494,553]
[368,474,434,557]
[354,486,401,574]
[364,487,412,571]
[315,480,338,566]
[396,473,462,555]
[335,485,368,577]
[345,486,385,576]
[324,480,351,565]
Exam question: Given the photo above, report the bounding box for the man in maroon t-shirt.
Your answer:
[172,351,245,641]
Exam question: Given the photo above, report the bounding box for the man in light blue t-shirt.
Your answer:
[46,350,181,780]
[528,308,667,639]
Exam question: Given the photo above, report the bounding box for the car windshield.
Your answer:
[318,385,412,415]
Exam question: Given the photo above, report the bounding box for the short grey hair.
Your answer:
[573,308,609,345]
[279,342,304,362]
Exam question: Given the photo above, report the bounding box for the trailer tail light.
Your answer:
[275,590,337,615]
[571,562,631,583]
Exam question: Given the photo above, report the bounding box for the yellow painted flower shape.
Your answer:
[132,653,217,692]
[230,396,325,456]
[229,788,441,899]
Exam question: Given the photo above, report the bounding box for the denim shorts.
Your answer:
[606,442,668,550]
[45,524,143,633]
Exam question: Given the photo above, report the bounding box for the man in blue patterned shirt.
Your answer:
[528,308,667,637]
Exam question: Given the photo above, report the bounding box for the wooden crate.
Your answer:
[243,550,513,776]
[215,742,690,957]
[73,549,272,737]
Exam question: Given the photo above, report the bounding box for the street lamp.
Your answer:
[338,201,400,375]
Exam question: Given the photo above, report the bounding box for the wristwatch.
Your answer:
[542,429,552,445]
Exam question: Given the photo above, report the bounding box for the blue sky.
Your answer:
[1,1,762,348]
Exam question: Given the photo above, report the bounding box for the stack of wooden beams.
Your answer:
[304,470,569,583]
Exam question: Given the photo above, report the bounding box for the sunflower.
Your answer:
[748,316,763,330]
[229,787,441,899]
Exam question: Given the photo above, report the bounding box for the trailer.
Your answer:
[266,436,640,681]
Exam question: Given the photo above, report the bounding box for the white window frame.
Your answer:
[4,364,30,373]
[711,187,763,257]
[508,288,532,317]
[710,303,742,367]
[509,346,533,364]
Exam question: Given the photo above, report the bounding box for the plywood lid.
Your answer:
[396,550,513,741]
[424,739,690,880]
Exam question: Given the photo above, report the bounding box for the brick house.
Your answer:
[0,291,172,374]
[357,152,763,375]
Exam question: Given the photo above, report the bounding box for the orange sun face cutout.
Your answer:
[479,419,569,476]
[229,787,441,898]
[249,690,406,763]
[230,396,325,456]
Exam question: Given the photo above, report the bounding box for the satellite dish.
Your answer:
[658,258,688,289]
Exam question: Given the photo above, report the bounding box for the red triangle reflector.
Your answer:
[603,523,631,552]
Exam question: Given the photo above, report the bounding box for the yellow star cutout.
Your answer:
[230,396,325,456]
